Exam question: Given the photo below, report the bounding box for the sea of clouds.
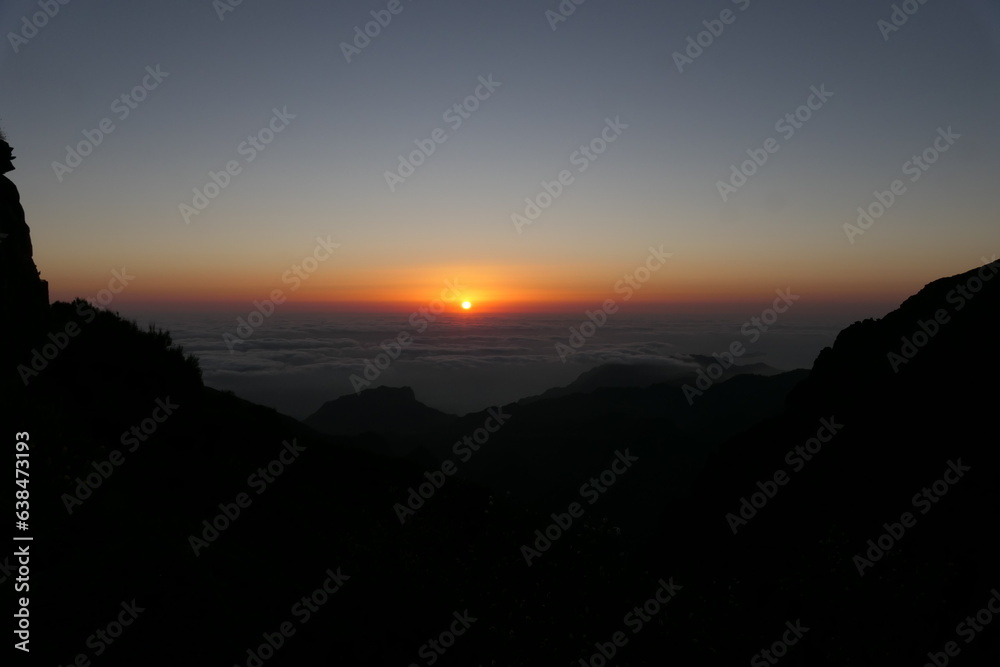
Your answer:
[120,310,856,420]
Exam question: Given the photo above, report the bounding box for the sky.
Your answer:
[2,0,998,315]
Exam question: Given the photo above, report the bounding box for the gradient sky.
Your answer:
[2,0,998,314]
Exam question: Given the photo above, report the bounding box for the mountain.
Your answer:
[1,172,49,373]
[9,192,998,666]
[305,385,456,436]
[646,261,1000,664]
[519,357,784,404]
[301,360,808,497]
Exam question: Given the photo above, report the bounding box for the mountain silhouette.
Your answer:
[9,172,998,667]
[305,385,456,437]
[1,135,49,372]
[518,358,784,404]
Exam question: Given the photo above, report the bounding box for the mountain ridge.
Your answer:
[7,219,998,663]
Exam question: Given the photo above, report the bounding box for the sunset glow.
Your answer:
[5,1,998,661]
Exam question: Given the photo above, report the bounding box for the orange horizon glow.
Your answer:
[43,277,927,315]
[42,257,990,318]
[45,292,906,319]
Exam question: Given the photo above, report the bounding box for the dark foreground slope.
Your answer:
[13,302,535,665]
[640,262,1000,664]
[8,261,1000,666]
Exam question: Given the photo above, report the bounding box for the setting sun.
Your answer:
[461,301,472,310]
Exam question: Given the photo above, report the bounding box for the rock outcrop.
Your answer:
[1,173,49,373]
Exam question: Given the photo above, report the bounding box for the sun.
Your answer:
[461,301,472,310]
